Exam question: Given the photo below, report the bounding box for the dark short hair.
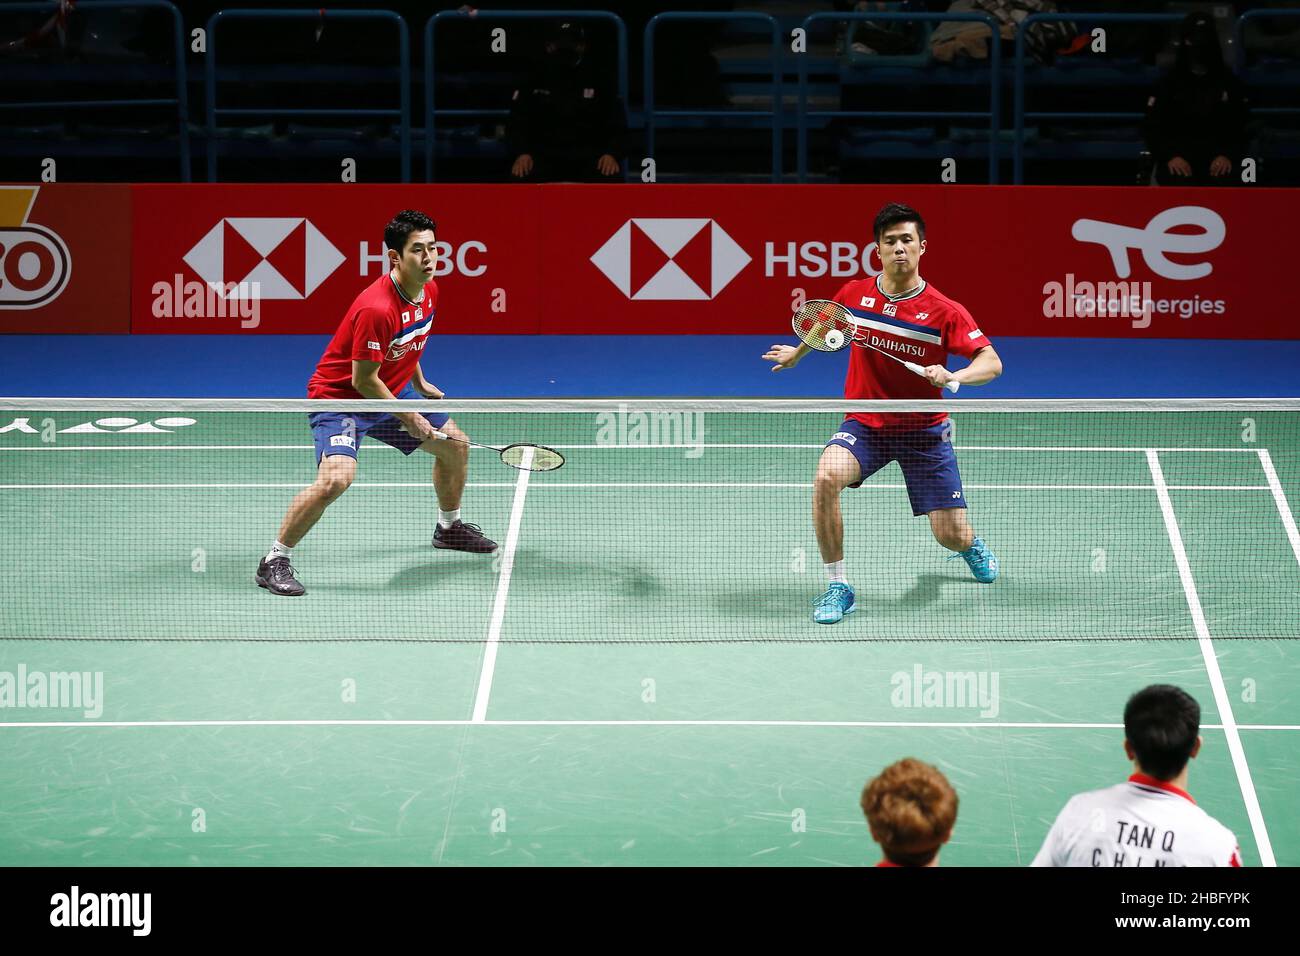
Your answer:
[873,202,926,243]
[1124,685,1201,780]
[385,210,437,256]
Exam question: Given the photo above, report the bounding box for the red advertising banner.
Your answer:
[0,184,131,334]
[126,184,1296,339]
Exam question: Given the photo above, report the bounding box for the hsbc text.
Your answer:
[359,240,486,277]
[765,241,881,278]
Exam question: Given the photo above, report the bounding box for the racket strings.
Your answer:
[502,443,565,472]
[794,302,855,351]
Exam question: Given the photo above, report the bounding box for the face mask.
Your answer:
[547,45,582,69]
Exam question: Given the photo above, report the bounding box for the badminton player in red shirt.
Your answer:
[256,210,496,597]
[764,203,1003,624]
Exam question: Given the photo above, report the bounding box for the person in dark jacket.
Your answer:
[1143,12,1249,186]
[506,21,625,182]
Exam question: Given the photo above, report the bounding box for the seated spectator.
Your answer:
[1143,12,1248,186]
[861,758,958,867]
[1032,684,1242,867]
[506,21,625,183]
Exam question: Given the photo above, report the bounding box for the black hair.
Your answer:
[384,210,437,256]
[1174,12,1226,79]
[873,202,926,243]
[1124,685,1201,780]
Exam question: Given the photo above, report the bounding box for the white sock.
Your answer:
[825,560,847,585]
[266,540,293,563]
[438,509,461,529]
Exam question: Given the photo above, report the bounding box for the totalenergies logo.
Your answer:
[0,186,71,308]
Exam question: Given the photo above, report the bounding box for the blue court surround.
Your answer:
[4,335,1299,398]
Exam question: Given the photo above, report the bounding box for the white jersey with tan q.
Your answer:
[1031,774,1242,867]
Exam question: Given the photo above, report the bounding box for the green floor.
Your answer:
[1,408,1297,865]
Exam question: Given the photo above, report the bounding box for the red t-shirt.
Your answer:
[832,275,991,430]
[306,274,437,400]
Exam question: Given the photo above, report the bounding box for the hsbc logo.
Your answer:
[1071,206,1225,281]
[0,186,71,309]
[590,218,750,300]
[183,218,345,299]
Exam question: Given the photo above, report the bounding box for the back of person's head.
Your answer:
[1174,12,1225,77]
[860,758,958,867]
[1124,685,1201,780]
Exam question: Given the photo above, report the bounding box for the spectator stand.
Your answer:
[796,11,1001,185]
[424,10,628,184]
[1235,8,1300,167]
[1013,11,1185,185]
[0,0,190,181]
[644,11,782,183]
[204,8,410,182]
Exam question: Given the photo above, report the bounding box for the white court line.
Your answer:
[0,482,1274,491]
[0,719,1295,730]
[1257,449,1300,570]
[471,447,533,722]
[0,443,1266,452]
[1147,449,1275,867]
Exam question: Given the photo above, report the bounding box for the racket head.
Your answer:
[500,443,566,472]
[791,299,859,352]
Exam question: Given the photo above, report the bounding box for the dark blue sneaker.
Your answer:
[812,583,856,624]
[949,536,999,583]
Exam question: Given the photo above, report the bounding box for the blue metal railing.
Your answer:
[1013,12,1183,184]
[798,11,1000,183]
[424,10,628,183]
[0,0,190,180]
[645,12,782,182]
[205,8,410,182]
[1234,9,1300,118]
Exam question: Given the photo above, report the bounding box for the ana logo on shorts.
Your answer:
[330,434,356,448]
[830,431,857,445]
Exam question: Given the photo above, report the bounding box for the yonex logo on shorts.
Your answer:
[330,434,355,448]
[830,431,856,445]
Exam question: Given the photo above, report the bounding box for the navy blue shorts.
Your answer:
[825,419,966,517]
[309,383,450,464]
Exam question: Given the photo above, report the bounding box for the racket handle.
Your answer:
[904,361,961,394]
[432,430,448,439]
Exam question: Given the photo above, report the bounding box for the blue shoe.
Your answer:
[949,536,999,583]
[812,583,856,624]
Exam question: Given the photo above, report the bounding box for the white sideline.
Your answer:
[471,447,533,722]
[1,719,1296,730]
[1146,449,1275,867]
[1257,449,1300,571]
